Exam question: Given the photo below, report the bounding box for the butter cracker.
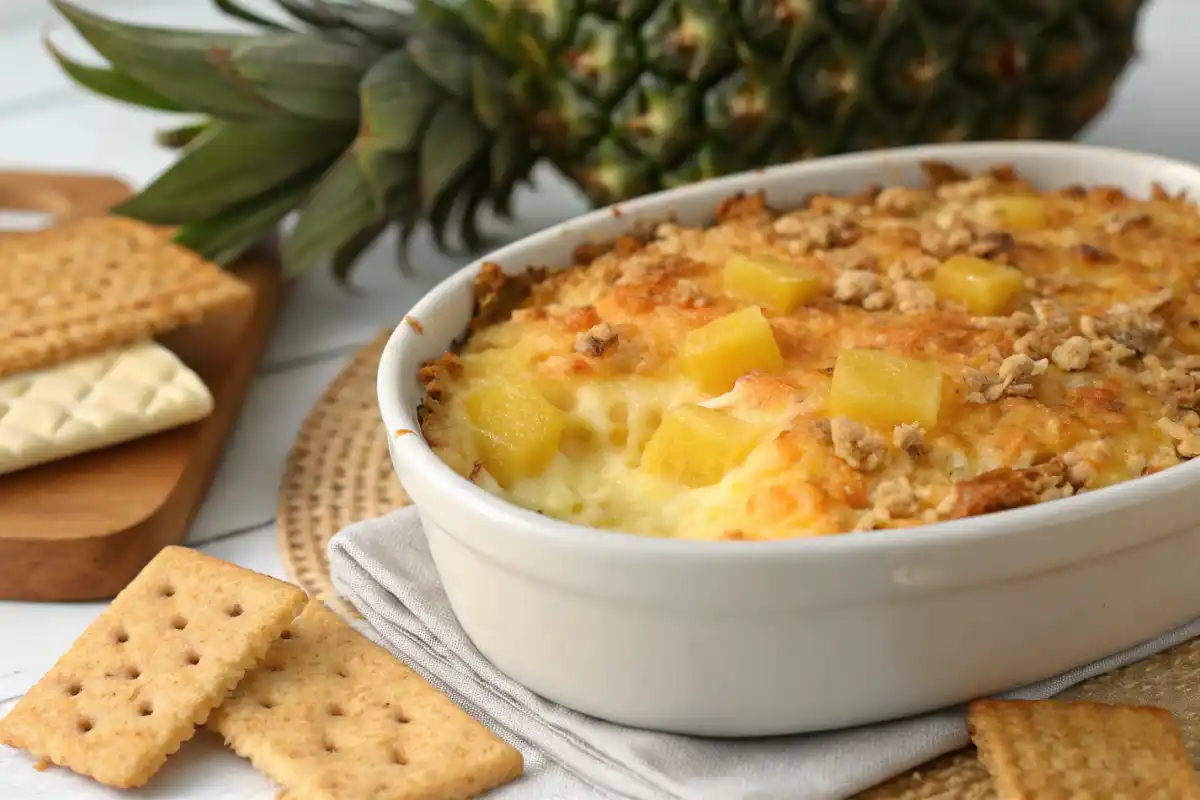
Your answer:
[0,546,307,788]
[0,216,249,378]
[968,699,1200,799]
[209,601,524,800]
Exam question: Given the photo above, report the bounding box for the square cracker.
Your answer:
[0,546,307,788]
[968,699,1200,799]
[208,602,524,800]
[0,215,250,378]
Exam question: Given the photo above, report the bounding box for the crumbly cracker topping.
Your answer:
[1158,417,1200,458]
[1051,336,1091,371]
[833,269,889,310]
[893,423,926,456]
[964,354,1049,404]
[830,417,887,472]
[574,322,618,357]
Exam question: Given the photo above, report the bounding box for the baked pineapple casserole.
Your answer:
[417,163,1200,540]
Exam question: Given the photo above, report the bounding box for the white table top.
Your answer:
[2,0,1200,795]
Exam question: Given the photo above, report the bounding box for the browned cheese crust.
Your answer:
[417,163,1200,541]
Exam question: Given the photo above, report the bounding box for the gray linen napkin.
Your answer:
[328,507,1200,800]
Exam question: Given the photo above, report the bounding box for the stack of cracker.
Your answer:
[0,546,524,799]
[0,216,249,475]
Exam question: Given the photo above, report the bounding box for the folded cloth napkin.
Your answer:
[328,507,1200,800]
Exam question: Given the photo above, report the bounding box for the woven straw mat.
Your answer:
[278,331,1199,798]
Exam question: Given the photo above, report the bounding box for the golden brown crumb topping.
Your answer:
[418,163,1200,541]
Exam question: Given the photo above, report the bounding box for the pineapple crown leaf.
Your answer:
[418,104,488,213]
[50,0,275,120]
[330,222,388,291]
[353,142,416,218]
[155,120,212,149]
[172,166,321,265]
[52,0,544,280]
[52,0,384,123]
[280,151,381,280]
[44,32,185,113]
[405,27,477,100]
[468,57,512,131]
[273,0,414,45]
[113,118,353,223]
[229,35,382,121]
[357,50,440,152]
[352,141,409,215]
[211,0,292,31]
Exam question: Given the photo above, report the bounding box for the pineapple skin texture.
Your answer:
[465,381,567,487]
[830,349,943,429]
[515,0,1147,205]
[641,405,761,488]
[723,253,823,313]
[934,255,1025,316]
[61,0,1147,276]
[679,306,784,394]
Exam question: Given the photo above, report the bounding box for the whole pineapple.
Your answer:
[51,0,1146,282]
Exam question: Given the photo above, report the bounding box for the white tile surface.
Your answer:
[0,728,275,800]
[1,0,1200,795]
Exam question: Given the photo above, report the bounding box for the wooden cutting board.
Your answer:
[0,170,284,602]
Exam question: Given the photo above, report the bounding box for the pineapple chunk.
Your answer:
[933,255,1024,316]
[641,404,761,487]
[679,306,783,394]
[829,348,942,429]
[464,381,566,487]
[723,253,823,313]
[988,195,1046,230]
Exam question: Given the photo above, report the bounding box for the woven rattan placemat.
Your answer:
[277,330,406,620]
[277,332,1199,798]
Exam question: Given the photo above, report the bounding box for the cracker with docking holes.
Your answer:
[967,699,1200,800]
[0,215,250,379]
[208,601,524,800]
[0,546,307,788]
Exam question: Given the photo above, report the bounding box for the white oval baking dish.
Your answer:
[377,141,1200,736]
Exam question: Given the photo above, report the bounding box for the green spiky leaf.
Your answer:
[358,51,439,151]
[171,170,318,264]
[213,0,290,30]
[459,176,493,251]
[407,29,474,99]
[330,222,387,288]
[275,0,413,45]
[232,35,378,121]
[427,164,485,252]
[418,104,488,212]
[155,120,211,149]
[282,153,383,278]
[52,0,277,119]
[272,0,345,29]
[116,118,352,223]
[470,57,510,130]
[354,142,415,215]
[490,128,531,205]
[44,36,185,112]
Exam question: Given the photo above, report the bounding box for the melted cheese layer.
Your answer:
[419,168,1200,540]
